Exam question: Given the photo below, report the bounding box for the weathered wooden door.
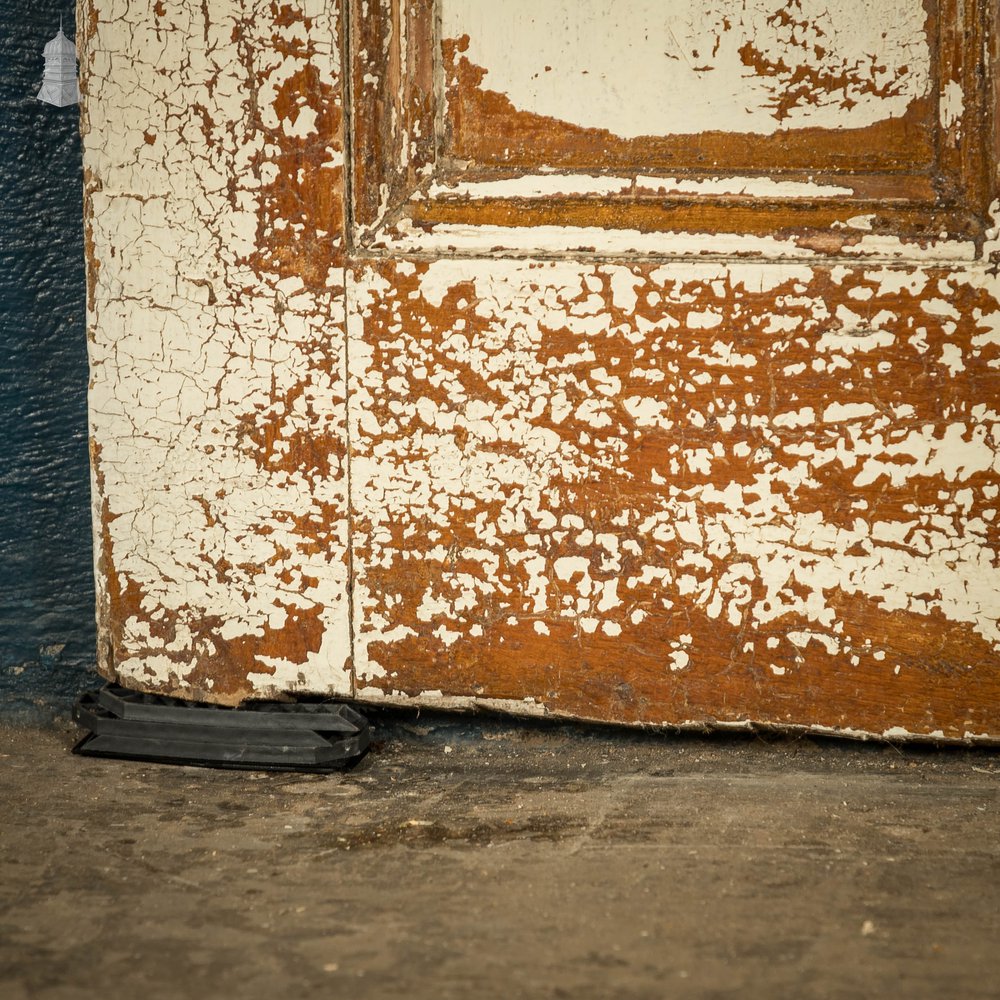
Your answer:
[83,0,1000,741]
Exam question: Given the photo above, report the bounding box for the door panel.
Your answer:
[345,0,1000,738]
[442,0,936,167]
[348,258,1000,738]
[352,0,995,254]
[83,0,1000,739]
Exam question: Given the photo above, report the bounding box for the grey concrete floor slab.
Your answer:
[1,711,998,1000]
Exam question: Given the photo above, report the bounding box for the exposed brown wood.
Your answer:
[935,0,993,227]
[84,0,1000,741]
[250,62,346,283]
[346,0,996,250]
[350,258,1000,739]
[991,0,1000,214]
[440,37,937,176]
[349,0,436,234]
[404,196,981,246]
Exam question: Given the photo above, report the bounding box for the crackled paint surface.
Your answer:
[349,259,1000,739]
[82,0,351,703]
[443,0,931,137]
[362,0,991,259]
[83,0,1000,739]
[438,1,944,180]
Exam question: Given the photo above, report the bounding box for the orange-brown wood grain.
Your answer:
[86,0,355,705]
[347,1,996,250]
[349,0,436,233]
[441,36,937,176]
[349,258,1000,739]
[83,0,1000,741]
[404,196,981,247]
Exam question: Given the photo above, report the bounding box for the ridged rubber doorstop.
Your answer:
[72,684,370,771]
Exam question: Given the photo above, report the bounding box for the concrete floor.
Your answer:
[1,710,998,1000]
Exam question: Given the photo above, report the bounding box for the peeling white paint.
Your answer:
[377,217,980,261]
[445,0,930,136]
[940,79,964,131]
[349,259,1000,721]
[429,174,858,200]
[84,0,352,699]
[84,0,1000,743]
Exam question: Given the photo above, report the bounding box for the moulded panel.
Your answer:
[350,0,997,255]
[348,257,1000,741]
[81,0,353,704]
[81,0,1000,738]
[441,0,937,171]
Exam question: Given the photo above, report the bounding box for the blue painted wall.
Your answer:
[0,5,96,720]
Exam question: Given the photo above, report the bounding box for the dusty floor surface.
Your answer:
[1,710,998,1000]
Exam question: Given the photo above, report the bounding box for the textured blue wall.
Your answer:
[0,5,96,720]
